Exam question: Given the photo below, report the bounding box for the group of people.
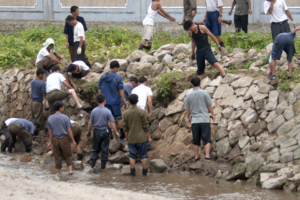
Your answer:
[1,1,300,177]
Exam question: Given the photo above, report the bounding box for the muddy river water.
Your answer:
[0,152,299,200]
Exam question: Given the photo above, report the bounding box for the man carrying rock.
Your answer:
[64,6,90,66]
[46,66,87,115]
[45,119,83,161]
[98,61,126,138]
[35,38,65,74]
[264,0,295,42]
[66,15,88,64]
[64,61,92,91]
[228,0,252,33]
[1,118,17,152]
[138,0,176,51]
[31,68,46,130]
[88,94,119,169]
[203,0,225,47]
[184,20,226,80]
[47,101,76,175]
[184,77,215,161]
[123,94,152,176]
[132,77,156,151]
[268,26,300,80]
[7,119,40,153]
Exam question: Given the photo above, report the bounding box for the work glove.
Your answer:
[292,21,296,29]
[77,47,82,55]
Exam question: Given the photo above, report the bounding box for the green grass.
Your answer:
[1,26,300,71]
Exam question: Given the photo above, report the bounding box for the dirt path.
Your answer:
[0,168,173,200]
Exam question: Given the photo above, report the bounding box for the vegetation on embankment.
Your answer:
[2,25,300,69]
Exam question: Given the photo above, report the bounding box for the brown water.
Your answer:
[0,153,299,200]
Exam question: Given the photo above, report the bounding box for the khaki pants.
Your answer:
[53,135,73,169]
[71,123,81,144]
[8,123,33,150]
[69,45,90,66]
[36,57,57,71]
[46,90,69,115]
[31,101,43,129]
[183,0,197,22]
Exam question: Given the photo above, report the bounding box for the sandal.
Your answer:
[69,173,73,176]
[79,105,87,110]
[205,157,211,161]
[195,157,200,162]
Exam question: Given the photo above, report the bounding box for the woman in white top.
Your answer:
[264,0,295,41]
[35,38,65,74]
[138,0,175,51]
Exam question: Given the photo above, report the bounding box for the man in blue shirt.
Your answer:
[7,119,40,153]
[98,61,126,138]
[64,6,90,66]
[88,94,119,169]
[31,68,46,130]
[123,77,138,101]
[47,101,77,175]
[268,26,300,80]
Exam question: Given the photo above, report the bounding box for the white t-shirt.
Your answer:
[36,47,55,64]
[143,3,158,26]
[46,73,66,93]
[132,85,153,110]
[68,61,90,75]
[74,22,85,42]
[205,0,223,12]
[4,118,18,126]
[264,0,288,23]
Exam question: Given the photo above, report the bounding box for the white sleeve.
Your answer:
[59,74,66,83]
[282,0,288,11]
[148,87,153,96]
[218,0,223,7]
[80,62,90,71]
[264,2,271,14]
[40,48,50,57]
[78,24,84,37]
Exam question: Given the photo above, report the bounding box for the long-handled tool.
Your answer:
[222,153,244,163]
[169,111,187,146]
[166,156,194,173]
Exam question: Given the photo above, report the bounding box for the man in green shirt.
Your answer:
[123,94,152,176]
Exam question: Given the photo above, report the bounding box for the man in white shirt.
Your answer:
[65,15,88,64]
[203,0,225,48]
[46,66,87,114]
[132,77,155,151]
[264,0,295,41]
[64,61,92,91]
[35,38,65,74]
[138,0,175,51]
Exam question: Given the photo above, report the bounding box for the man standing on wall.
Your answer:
[184,77,214,161]
[139,0,176,51]
[66,15,89,65]
[203,0,225,48]
[264,0,295,42]
[64,6,90,66]
[228,0,252,33]
[179,0,197,25]
[98,61,126,139]
[31,68,46,130]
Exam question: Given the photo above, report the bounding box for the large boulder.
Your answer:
[240,108,258,127]
[171,44,189,57]
[149,159,168,173]
[109,140,121,153]
[159,117,173,132]
[229,125,245,146]
[216,137,231,158]
[262,175,288,190]
[165,100,184,116]
[126,50,147,63]
[226,163,246,180]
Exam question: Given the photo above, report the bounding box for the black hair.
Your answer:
[138,77,147,84]
[53,101,64,111]
[183,21,193,31]
[128,94,138,105]
[110,61,120,69]
[130,77,138,83]
[67,64,77,72]
[191,77,200,87]
[96,94,106,104]
[31,119,41,129]
[70,6,79,14]
[52,66,60,72]
[36,68,45,76]
[66,15,75,21]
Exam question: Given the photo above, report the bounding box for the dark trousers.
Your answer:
[234,14,248,33]
[90,129,110,162]
[68,45,90,66]
[1,124,10,152]
[74,42,87,63]
[271,20,291,42]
